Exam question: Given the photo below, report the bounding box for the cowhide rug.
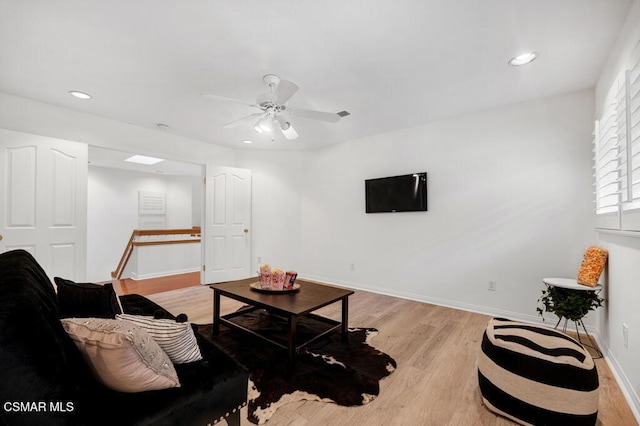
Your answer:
[197,308,397,424]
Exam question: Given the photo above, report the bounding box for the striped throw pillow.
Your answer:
[117,314,203,364]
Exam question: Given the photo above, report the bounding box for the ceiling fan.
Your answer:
[202,74,345,140]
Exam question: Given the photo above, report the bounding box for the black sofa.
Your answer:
[0,249,248,426]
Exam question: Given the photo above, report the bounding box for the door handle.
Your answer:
[0,234,3,241]
[243,229,249,233]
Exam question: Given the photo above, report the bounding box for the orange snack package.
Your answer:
[577,246,608,287]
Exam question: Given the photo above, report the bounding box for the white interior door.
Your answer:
[204,166,251,283]
[0,128,87,280]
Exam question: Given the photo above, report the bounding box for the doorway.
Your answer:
[86,146,205,284]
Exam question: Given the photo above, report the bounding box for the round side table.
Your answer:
[541,277,603,358]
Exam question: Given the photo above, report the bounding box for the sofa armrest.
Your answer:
[119,294,176,320]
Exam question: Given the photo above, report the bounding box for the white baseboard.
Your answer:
[302,274,560,328]
[597,338,640,423]
[301,273,640,423]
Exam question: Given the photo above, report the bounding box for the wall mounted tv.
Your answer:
[365,172,428,213]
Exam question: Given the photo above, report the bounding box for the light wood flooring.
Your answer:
[110,272,200,296]
[119,276,637,426]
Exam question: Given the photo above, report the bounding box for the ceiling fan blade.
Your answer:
[223,112,265,128]
[290,109,341,123]
[273,80,299,105]
[201,93,260,108]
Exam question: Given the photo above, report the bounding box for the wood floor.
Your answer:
[110,271,200,296]
[120,276,638,426]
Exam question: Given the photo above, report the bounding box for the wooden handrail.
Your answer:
[111,227,201,279]
[112,231,137,280]
[134,228,201,237]
[132,240,201,247]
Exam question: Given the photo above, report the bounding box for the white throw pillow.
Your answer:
[117,314,203,364]
[61,317,180,393]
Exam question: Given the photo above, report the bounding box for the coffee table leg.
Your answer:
[288,315,297,361]
[341,297,349,341]
[213,290,220,336]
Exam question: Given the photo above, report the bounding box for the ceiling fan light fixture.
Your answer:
[281,123,298,140]
[275,114,290,129]
[256,116,273,132]
[276,116,298,139]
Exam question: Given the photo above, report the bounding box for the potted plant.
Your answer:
[537,286,604,322]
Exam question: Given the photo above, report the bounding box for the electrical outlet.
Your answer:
[350,263,355,271]
[488,280,496,291]
[257,256,262,265]
[623,323,629,348]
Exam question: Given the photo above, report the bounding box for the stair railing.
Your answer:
[111,227,201,279]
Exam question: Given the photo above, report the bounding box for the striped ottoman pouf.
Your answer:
[478,318,599,426]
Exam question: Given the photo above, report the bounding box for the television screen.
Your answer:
[365,172,428,213]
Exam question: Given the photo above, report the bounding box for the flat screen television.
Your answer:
[365,172,428,213]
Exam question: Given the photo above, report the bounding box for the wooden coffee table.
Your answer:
[210,278,354,361]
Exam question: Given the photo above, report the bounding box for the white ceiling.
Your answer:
[88,145,203,177]
[0,0,633,152]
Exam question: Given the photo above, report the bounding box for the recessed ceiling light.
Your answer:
[241,140,253,144]
[508,52,538,66]
[124,155,165,165]
[69,91,92,100]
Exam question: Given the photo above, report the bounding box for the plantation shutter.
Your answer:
[596,40,640,233]
[594,75,623,229]
[618,71,629,206]
[621,46,640,231]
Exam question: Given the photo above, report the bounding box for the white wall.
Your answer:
[192,180,202,227]
[87,166,200,282]
[597,233,640,412]
[594,0,640,417]
[0,91,235,283]
[235,150,304,275]
[299,90,596,324]
[0,92,235,170]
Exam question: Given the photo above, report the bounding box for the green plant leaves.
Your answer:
[537,286,604,322]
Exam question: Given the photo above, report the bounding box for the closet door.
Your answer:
[204,166,251,283]
[0,128,87,280]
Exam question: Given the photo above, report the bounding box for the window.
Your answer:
[595,41,640,232]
